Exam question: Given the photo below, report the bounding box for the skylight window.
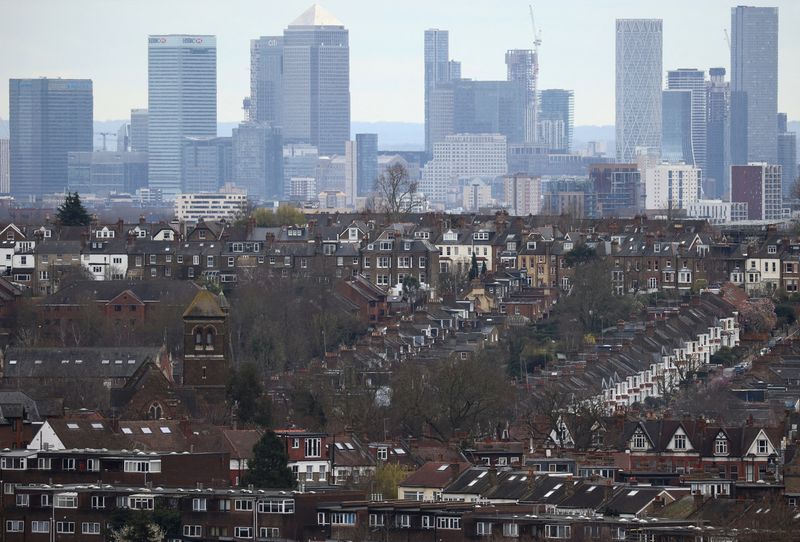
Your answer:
[121,427,132,434]
[101,360,110,364]
[141,427,152,434]
[627,490,639,497]
[160,427,171,434]
[67,423,79,430]
[91,423,103,430]
[437,465,449,471]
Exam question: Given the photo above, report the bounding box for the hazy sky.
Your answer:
[1,0,798,125]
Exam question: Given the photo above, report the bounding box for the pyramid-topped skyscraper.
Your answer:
[278,4,350,156]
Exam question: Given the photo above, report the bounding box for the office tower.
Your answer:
[731,6,778,164]
[731,163,782,220]
[452,80,526,145]
[117,123,130,152]
[644,163,701,211]
[667,69,707,174]
[778,113,797,196]
[421,134,507,205]
[67,151,148,196]
[540,177,596,218]
[356,133,378,197]
[249,36,283,124]
[505,50,538,144]
[182,136,232,193]
[282,5,349,156]
[503,174,541,216]
[590,163,641,217]
[425,29,460,156]
[283,143,318,196]
[615,19,663,162]
[232,122,283,200]
[706,68,730,198]
[661,90,693,164]
[130,109,149,152]
[148,35,217,198]
[0,139,9,193]
[539,89,574,152]
[9,78,93,200]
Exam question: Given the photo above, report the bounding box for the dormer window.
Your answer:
[631,429,647,450]
[443,231,458,242]
[673,433,686,450]
[473,232,489,241]
[767,245,777,254]
[527,242,536,250]
[654,243,661,253]
[198,230,207,240]
[348,228,359,239]
[715,435,728,455]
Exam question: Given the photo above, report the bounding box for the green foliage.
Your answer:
[243,430,295,489]
[563,244,597,267]
[56,192,91,226]
[252,206,307,227]
[468,252,479,280]
[774,303,797,328]
[288,384,327,430]
[481,261,488,276]
[709,346,748,367]
[227,362,272,427]
[371,463,409,499]
[108,505,180,541]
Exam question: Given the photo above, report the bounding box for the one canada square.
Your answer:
[148,35,217,198]
[615,19,662,163]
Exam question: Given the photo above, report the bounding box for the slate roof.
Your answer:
[41,279,200,306]
[3,347,161,379]
[399,461,470,489]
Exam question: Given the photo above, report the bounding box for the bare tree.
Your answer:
[374,163,419,223]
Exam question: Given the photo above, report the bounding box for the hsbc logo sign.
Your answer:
[183,37,204,44]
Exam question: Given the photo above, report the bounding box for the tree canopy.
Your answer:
[243,431,295,489]
[56,192,91,226]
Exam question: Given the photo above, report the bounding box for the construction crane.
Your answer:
[96,131,115,151]
[529,4,542,54]
[724,29,731,51]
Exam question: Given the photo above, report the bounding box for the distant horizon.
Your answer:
[1,0,797,125]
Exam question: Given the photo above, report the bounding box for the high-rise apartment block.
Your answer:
[615,19,663,162]
[644,163,701,211]
[706,68,729,198]
[731,6,778,164]
[232,122,283,200]
[283,144,319,198]
[421,134,507,205]
[505,50,538,144]
[503,174,541,216]
[539,89,574,153]
[591,164,641,217]
[355,133,378,198]
[666,69,707,173]
[731,163,783,221]
[148,35,217,198]
[282,5,349,156]
[9,78,93,200]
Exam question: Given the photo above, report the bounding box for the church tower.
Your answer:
[182,289,229,388]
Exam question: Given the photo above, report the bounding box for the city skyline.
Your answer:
[1,0,798,126]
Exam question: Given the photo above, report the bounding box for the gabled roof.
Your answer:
[400,461,470,489]
[289,4,344,27]
[3,347,161,379]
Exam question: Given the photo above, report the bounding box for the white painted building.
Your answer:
[174,193,248,222]
[421,134,507,205]
[645,163,701,211]
[600,314,739,412]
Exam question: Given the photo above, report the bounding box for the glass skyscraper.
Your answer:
[539,89,574,153]
[355,133,378,197]
[615,19,663,162]
[9,78,93,200]
[706,68,729,199]
[249,36,283,124]
[148,35,217,199]
[425,29,461,157]
[661,90,693,165]
[666,69,706,174]
[505,50,538,144]
[282,5,349,156]
[731,6,778,164]
[232,122,284,200]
